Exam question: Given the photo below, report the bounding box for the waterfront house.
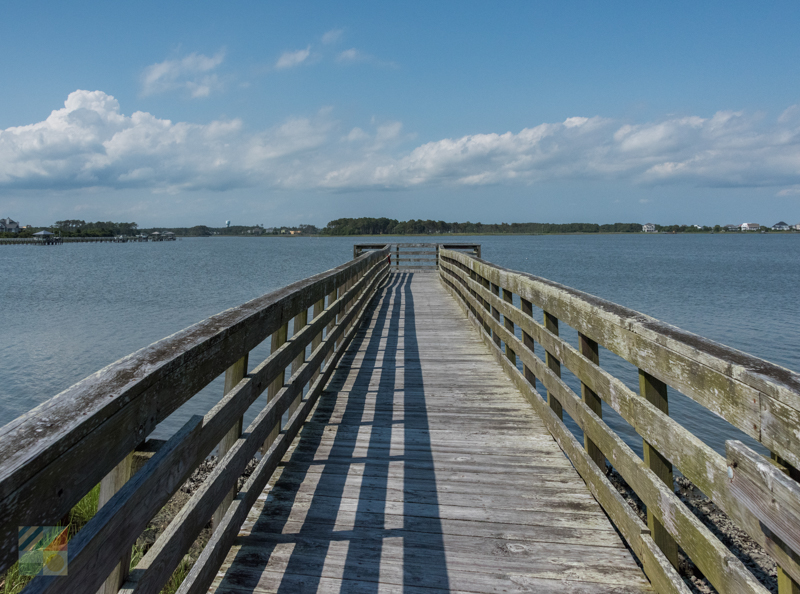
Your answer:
[0,218,20,233]
[772,221,791,231]
[642,223,656,233]
[740,223,760,231]
[724,224,740,232]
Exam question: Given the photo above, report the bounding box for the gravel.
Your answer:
[606,468,777,593]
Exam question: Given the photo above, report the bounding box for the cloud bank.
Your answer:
[2,90,800,195]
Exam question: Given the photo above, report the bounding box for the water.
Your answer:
[1,234,798,459]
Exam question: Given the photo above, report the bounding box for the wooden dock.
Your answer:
[208,273,652,593]
[3,243,800,594]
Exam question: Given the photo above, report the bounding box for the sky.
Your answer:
[1,1,800,228]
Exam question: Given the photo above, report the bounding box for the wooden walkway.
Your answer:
[209,273,652,593]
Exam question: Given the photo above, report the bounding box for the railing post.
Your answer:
[289,310,307,416]
[335,280,345,351]
[502,289,516,365]
[262,324,288,453]
[490,283,502,347]
[325,287,337,368]
[520,298,536,388]
[579,334,605,470]
[213,354,248,528]
[543,311,562,419]
[310,298,325,384]
[638,370,679,569]
[769,453,800,593]
[96,452,134,594]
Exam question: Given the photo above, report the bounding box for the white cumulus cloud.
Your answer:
[0,90,332,192]
[3,91,800,197]
[141,51,225,98]
[275,47,311,69]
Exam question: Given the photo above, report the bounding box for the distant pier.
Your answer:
[0,234,177,245]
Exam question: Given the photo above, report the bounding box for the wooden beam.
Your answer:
[96,452,134,594]
[502,288,516,366]
[212,354,248,529]
[262,324,287,454]
[520,298,537,389]
[544,311,562,419]
[289,310,308,416]
[639,371,679,569]
[580,334,605,470]
[728,441,800,589]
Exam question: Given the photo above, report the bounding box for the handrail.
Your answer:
[0,247,390,592]
[354,243,481,272]
[439,248,800,594]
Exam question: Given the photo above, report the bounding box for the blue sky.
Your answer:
[2,1,800,227]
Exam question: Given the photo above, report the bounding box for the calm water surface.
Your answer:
[1,234,798,458]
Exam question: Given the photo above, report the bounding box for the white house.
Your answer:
[795,223,800,231]
[642,223,656,233]
[772,221,790,231]
[740,223,760,231]
[0,218,20,233]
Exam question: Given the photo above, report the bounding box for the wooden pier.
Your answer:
[208,273,651,593]
[1,244,799,594]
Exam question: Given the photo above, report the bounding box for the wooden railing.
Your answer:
[354,243,480,272]
[0,247,390,594]
[439,248,800,594]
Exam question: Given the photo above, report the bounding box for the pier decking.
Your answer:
[3,243,800,594]
[209,273,651,593]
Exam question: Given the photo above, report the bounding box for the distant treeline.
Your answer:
[139,224,320,236]
[321,218,643,236]
[54,220,139,237]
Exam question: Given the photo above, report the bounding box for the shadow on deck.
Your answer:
[219,274,450,592]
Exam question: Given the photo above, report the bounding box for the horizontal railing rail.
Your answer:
[439,248,800,594]
[354,243,481,273]
[0,247,390,593]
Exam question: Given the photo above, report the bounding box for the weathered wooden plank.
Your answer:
[728,440,800,584]
[96,451,134,594]
[579,333,605,469]
[543,309,563,419]
[213,534,650,590]
[639,370,679,569]
[213,355,248,529]
[289,309,307,416]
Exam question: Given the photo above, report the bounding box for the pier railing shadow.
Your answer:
[220,272,450,592]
